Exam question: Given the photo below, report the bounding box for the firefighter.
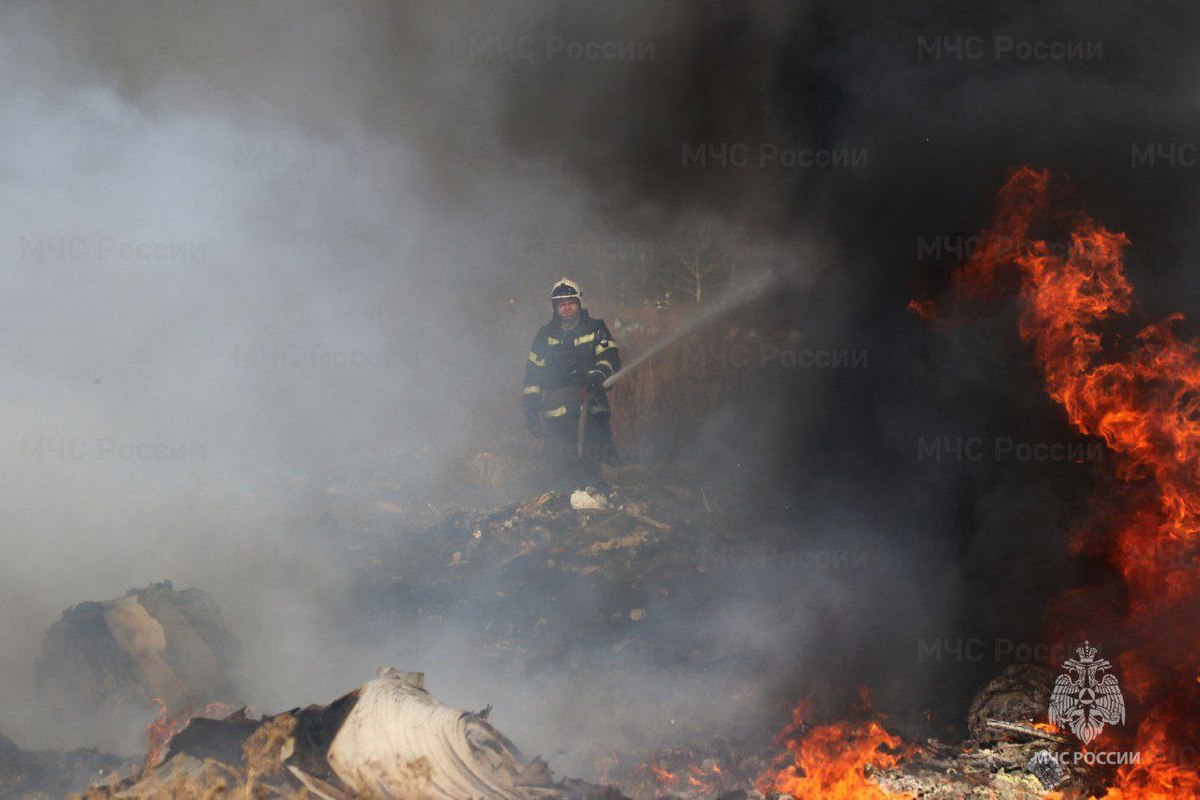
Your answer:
[523,277,620,473]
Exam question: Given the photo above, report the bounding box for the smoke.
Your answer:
[0,0,545,749]
[2,0,1198,779]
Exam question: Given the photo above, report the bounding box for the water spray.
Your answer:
[603,271,781,389]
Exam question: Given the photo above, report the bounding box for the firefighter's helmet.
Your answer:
[550,277,582,303]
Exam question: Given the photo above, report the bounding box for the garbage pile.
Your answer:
[872,664,1109,798]
[346,464,737,673]
[7,470,1112,799]
[79,668,625,800]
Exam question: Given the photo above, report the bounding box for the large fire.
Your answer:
[755,690,913,799]
[954,166,1200,797]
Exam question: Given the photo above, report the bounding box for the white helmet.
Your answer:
[550,277,582,302]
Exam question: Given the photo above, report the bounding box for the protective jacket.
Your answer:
[522,311,620,412]
[523,311,620,468]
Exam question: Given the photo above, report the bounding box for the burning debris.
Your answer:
[80,667,624,799]
[621,164,1200,800]
[144,699,238,770]
[966,664,1059,745]
[597,737,773,800]
[37,582,241,756]
[754,689,913,800]
[8,659,1113,799]
[0,465,1144,799]
[873,738,1069,798]
[743,672,1122,799]
[952,166,1200,796]
[315,468,1106,799]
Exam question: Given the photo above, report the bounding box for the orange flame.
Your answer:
[143,699,237,768]
[756,692,913,799]
[650,763,676,785]
[143,697,188,768]
[954,166,1200,798]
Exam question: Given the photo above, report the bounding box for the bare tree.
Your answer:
[666,218,724,304]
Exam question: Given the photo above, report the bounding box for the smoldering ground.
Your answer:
[2,0,1199,782]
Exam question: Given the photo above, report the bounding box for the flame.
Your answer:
[604,747,734,799]
[144,699,237,768]
[642,757,727,798]
[756,692,913,799]
[143,697,188,768]
[650,763,676,786]
[953,166,1200,797]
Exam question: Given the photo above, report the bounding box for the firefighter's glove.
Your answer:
[525,407,544,438]
[586,370,606,389]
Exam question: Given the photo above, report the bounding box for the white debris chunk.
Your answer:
[569,489,608,510]
[327,667,560,800]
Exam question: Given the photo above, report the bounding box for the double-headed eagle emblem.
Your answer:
[1048,641,1126,744]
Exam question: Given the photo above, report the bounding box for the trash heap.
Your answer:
[345,464,739,674]
[75,667,625,799]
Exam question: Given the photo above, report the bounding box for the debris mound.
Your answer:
[966,663,1058,744]
[872,664,1109,798]
[83,667,625,799]
[37,581,240,753]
